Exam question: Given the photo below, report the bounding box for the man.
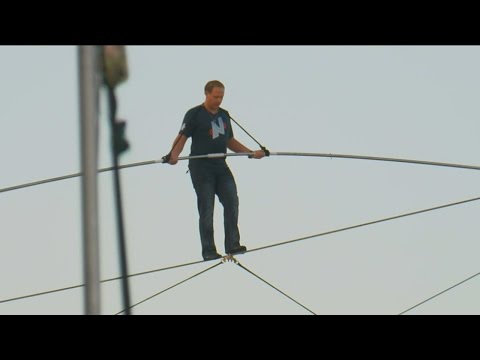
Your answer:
[168,80,265,261]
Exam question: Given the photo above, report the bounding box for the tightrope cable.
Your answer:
[0,259,208,305]
[2,195,479,306]
[247,195,480,254]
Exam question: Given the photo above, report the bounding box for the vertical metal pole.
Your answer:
[79,46,101,315]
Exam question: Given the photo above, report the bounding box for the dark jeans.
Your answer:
[189,160,241,256]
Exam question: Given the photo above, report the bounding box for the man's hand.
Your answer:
[250,150,265,159]
[169,153,179,165]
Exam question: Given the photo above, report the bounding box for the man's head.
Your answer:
[204,80,225,112]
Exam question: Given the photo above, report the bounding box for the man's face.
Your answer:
[205,87,224,110]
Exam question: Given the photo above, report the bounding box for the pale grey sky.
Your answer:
[0,46,479,314]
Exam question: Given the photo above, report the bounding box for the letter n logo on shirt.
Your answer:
[211,117,225,139]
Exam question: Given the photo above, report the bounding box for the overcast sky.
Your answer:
[0,45,479,314]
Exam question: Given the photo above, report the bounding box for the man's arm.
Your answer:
[227,138,265,159]
[169,134,188,165]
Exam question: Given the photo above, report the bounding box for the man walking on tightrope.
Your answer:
[167,80,265,261]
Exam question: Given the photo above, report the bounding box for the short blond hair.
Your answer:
[204,80,225,94]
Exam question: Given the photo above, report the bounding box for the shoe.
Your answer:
[227,245,247,256]
[203,252,222,261]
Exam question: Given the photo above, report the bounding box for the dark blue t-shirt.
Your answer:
[179,105,234,157]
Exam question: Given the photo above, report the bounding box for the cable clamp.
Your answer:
[222,254,239,264]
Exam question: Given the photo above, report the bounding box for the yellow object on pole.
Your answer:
[102,46,128,88]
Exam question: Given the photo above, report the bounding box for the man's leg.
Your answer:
[189,165,219,259]
[216,166,242,253]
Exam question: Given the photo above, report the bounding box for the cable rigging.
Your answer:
[2,194,478,311]
[399,270,480,315]
[115,261,222,315]
[115,257,314,315]
[235,261,316,315]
